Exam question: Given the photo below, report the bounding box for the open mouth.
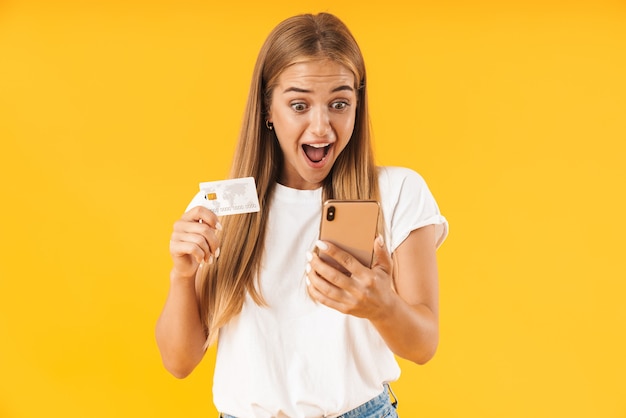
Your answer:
[302,143,331,163]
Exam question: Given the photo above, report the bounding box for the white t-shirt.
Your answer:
[186,166,448,418]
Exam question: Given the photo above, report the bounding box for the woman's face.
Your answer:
[267,59,357,190]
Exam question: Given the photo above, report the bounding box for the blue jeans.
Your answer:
[220,383,399,418]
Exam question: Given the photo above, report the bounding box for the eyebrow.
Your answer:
[282,85,355,94]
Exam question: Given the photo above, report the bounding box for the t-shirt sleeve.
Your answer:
[379,167,448,252]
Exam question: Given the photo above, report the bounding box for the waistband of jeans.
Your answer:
[335,383,395,418]
[219,383,397,418]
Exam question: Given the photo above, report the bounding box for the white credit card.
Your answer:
[198,177,260,216]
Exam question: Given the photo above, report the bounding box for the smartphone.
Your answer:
[318,199,380,272]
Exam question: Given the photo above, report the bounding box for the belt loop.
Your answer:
[384,383,398,408]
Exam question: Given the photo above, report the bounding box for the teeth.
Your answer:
[308,143,329,148]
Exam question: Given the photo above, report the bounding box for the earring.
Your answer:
[265,120,273,131]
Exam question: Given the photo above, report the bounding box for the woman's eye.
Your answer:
[331,101,349,110]
[291,102,307,112]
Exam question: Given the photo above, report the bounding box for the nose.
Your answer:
[309,106,331,137]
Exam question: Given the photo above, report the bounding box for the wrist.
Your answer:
[369,291,401,324]
[169,268,196,284]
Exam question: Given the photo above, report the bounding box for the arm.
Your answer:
[155,206,221,378]
[371,225,439,363]
[306,225,439,365]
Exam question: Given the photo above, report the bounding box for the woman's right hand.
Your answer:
[169,206,222,280]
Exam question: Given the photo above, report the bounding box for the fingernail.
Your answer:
[315,240,328,251]
[215,247,221,259]
[305,251,313,262]
[305,277,311,287]
[305,263,311,273]
[216,222,223,231]
[208,255,214,265]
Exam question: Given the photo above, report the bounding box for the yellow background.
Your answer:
[1,0,625,416]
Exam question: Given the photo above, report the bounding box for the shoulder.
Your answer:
[377,166,428,194]
[376,166,448,250]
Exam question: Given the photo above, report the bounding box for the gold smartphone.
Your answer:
[318,199,380,272]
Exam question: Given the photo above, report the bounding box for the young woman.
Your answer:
[156,12,448,418]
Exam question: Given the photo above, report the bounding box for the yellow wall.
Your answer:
[1,1,625,417]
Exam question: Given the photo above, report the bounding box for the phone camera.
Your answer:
[326,206,335,221]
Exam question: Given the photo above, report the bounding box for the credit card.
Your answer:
[198,177,260,216]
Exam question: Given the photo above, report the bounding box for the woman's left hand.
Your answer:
[305,236,395,321]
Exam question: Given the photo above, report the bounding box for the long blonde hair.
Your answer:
[199,13,380,347]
